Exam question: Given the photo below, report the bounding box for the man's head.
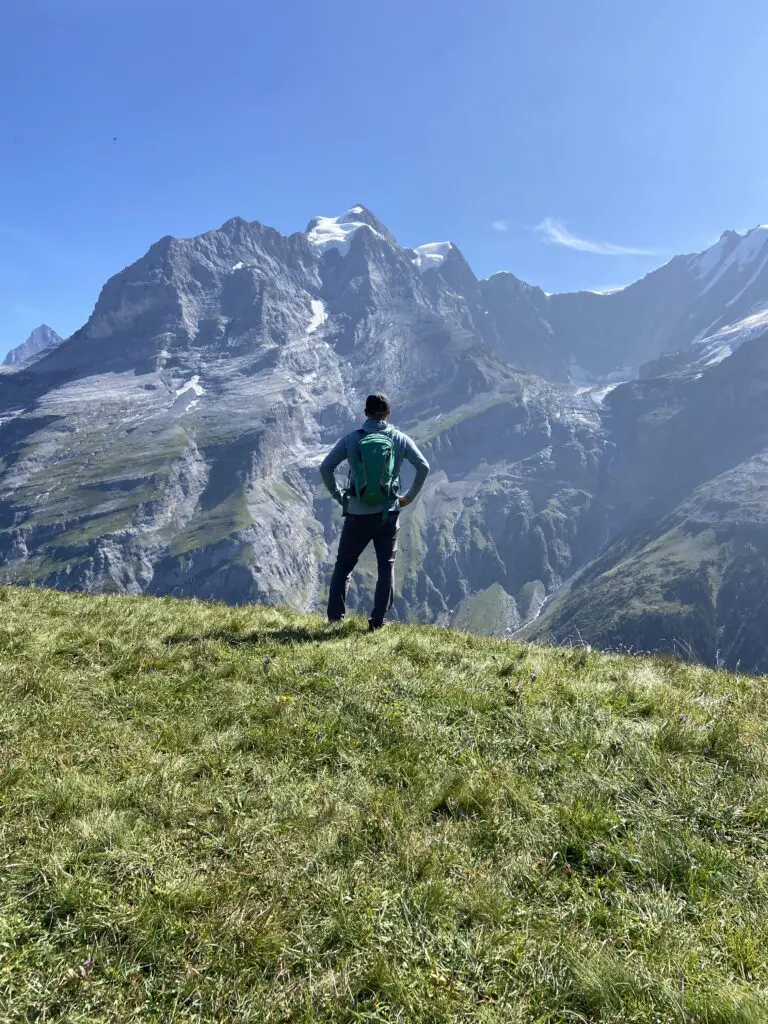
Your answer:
[365,392,391,420]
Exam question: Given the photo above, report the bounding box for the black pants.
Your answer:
[327,511,399,625]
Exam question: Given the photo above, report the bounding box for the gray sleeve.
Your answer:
[400,434,430,503]
[319,436,348,503]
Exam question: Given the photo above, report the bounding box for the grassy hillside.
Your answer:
[524,519,722,662]
[1,587,767,1023]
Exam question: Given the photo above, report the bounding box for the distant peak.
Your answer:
[3,323,63,367]
[28,324,59,339]
[305,205,392,256]
[712,225,767,245]
[219,215,252,239]
[689,222,768,291]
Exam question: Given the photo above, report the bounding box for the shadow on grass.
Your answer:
[164,621,362,647]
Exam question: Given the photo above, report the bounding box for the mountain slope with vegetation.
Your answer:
[3,209,768,668]
[526,332,768,671]
[1,586,767,1022]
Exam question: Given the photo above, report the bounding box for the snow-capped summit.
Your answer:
[689,225,768,289]
[305,206,387,256]
[411,241,454,274]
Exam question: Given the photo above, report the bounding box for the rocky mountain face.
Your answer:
[525,328,768,671]
[1,207,768,671]
[481,225,768,382]
[3,324,63,366]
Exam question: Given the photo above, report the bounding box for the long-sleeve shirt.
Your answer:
[319,418,430,516]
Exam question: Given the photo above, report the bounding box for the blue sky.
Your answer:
[2,0,768,357]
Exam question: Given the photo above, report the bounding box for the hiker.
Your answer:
[320,392,430,631]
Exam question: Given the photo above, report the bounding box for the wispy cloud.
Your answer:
[535,217,657,256]
[491,219,509,233]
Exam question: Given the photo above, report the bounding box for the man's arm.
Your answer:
[319,437,348,504]
[398,435,430,506]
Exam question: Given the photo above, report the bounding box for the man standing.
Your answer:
[320,393,430,631]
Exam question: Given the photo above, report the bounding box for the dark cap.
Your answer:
[365,392,391,417]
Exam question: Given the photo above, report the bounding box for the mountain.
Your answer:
[0,207,607,625]
[525,328,768,670]
[477,225,768,382]
[2,324,63,367]
[1,207,768,671]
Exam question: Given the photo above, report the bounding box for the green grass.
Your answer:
[528,522,725,662]
[451,583,517,635]
[1,586,767,1022]
[168,490,252,558]
[3,424,194,575]
[414,392,521,446]
[394,507,428,598]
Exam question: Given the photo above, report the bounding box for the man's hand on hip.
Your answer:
[397,495,411,508]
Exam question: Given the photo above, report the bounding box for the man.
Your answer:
[320,392,430,631]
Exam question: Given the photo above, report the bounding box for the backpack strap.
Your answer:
[356,429,368,495]
[347,429,366,498]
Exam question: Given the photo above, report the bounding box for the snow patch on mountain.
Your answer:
[173,375,205,413]
[588,383,622,405]
[725,251,768,308]
[589,284,629,295]
[306,299,327,335]
[692,306,768,368]
[690,233,733,280]
[570,358,634,388]
[700,227,768,295]
[306,209,382,256]
[411,241,454,273]
[573,382,622,407]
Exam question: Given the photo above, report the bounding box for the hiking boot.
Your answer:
[368,618,385,633]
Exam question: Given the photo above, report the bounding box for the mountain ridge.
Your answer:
[2,205,768,671]
[19,207,765,383]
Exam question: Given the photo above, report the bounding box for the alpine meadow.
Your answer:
[1,586,767,1022]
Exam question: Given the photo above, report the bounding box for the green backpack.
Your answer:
[351,429,397,515]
